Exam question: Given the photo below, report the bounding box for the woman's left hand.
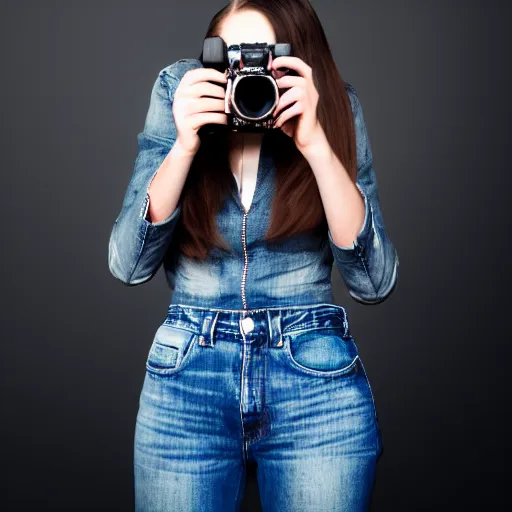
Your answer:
[271,56,326,155]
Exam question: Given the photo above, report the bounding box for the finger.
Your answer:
[189,97,225,115]
[183,67,228,86]
[271,56,312,79]
[273,87,302,118]
[274,102,303,128]
[276,75,304,90]
[189,80,226,100]
[191,112,228,130]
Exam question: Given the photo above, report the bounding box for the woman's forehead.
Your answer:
[218,9,276,47]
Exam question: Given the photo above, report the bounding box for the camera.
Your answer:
[198,36,297,135]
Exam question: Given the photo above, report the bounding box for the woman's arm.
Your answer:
[108,60,198,286]
[330,82,399,304]
[307,82,399,304]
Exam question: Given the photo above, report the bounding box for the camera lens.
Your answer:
[232,75,277,121]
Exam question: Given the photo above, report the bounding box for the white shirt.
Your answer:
[230,133,263,211]
[232,166,258,211]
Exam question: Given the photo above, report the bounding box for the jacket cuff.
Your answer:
[141,190,182,230]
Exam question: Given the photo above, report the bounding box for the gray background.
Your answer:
[1,0,508,510]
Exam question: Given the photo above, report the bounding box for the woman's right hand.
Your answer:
[172,67,228,155]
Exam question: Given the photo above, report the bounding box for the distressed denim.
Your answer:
[107,58,399,307]
[134,303,382,512]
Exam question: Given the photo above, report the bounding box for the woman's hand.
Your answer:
[173,67,228,155]
[271,56,326,156]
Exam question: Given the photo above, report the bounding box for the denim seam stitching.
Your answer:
[168,302,347,313]
[357,243,378,301]
[145,332,198,376]
[127,220,149,284]
[284,344,360,378]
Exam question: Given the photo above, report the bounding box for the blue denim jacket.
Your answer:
[108,58,399,307]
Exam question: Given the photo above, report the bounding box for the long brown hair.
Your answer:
[175,0,357,261]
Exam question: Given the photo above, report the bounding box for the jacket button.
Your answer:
[241,316,255,334]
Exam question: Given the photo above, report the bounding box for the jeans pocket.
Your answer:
[145,323,199,377]
[283,327,360,378]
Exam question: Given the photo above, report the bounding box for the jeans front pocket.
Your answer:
[283,327,360,378]
[145,323,199,377]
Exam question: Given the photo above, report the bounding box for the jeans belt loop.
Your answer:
[199,310,219,348]
[266,310,284,349]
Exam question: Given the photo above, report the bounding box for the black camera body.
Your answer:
[198,37,296,135]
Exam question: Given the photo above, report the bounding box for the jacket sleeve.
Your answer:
[108,63,184,286]
[328,82,399,304]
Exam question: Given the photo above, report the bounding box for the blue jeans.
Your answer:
[134,303,383,511]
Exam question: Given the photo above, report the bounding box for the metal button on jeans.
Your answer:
[241,316,255,334]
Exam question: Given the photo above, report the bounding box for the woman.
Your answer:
[108,1,399,510]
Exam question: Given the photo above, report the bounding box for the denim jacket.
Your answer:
[108,58,399,307]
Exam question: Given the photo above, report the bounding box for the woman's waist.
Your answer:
[162,300,350,346]
[169,283,335,311]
